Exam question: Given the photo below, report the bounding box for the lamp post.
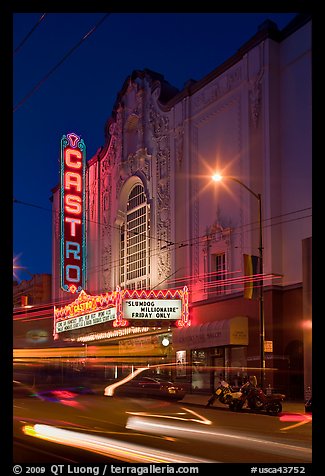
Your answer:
[212,174,265,389]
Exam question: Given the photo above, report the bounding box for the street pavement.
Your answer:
[26,380,307,414]
[90,384,306,413]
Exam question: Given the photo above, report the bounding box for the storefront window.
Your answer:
[225,346,247,387]
[191,349,210,391]
[176,350,186,377]
[212,353,225,389]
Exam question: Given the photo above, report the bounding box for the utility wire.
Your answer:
[13,197,312,249]
[13,13,111,113]
[14,13,47,55]
[13,197,312,277]
[13,198,50,212]
[13,197,175,247]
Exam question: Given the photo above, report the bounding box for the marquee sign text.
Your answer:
[55,308,116,333]
[123,299,182,320]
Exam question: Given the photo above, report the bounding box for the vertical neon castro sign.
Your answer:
[60,132,86,293]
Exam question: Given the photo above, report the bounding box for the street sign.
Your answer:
[264,340,273,352]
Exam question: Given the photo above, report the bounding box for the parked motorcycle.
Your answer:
[231,378,285,415]
[206,380,242,408]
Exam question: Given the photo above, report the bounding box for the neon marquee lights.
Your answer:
[55,308,116,334]
[53,287,190,338]
[119,287,190,327]
[60,133,86,293]
[54,290,116,320]
[74,327,151,343]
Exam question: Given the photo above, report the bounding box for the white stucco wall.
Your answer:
[52,18,312,302]
[278,22,312,286]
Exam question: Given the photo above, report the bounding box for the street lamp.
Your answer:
[13,260,34,308]
[212,173,265,389]
[13,260,34,280]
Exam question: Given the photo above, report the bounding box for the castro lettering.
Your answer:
[60,133,86,292]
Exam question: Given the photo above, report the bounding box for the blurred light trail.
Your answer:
[22,424,215,463]
[104,361,185,397]
[280,413,312,430]
[125,417,312,461]
[126,407,212,425]
[104,367,147,396]
[14,342,175,358]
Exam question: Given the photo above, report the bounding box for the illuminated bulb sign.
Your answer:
[60,133,86,293]
[53,289,116,338]
[53,287,190,339]
[123,299,182,320]
[55,308,116,334]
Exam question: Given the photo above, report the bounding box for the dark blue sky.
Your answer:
[13,12,297,282]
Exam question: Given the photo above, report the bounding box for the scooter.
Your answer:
[236,379,285,415]
[206,380,242,408]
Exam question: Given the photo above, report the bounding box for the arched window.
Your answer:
[120,184,150,290]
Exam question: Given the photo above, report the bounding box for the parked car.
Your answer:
[113,375,186,401]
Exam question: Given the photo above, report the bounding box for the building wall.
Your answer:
[51,15,312,396]
[51,188,60,301]
[278,21,312,286]
[13,273,52,308]
[13,274,54,350]
[302,237,312,398]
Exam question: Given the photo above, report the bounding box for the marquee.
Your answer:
[53,287,190,339]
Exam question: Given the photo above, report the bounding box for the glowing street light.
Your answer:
[13,259,34,308]
[13,257,34,280]
[212,173,265,389]
[13,264,33,279]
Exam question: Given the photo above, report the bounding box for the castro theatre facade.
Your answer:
[51,14,312,398]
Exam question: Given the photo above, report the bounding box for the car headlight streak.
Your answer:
[22,423,213,463]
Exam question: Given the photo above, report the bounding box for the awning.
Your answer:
[173,316,248,349]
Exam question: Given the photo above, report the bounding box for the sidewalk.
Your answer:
[181,393,306,413]
[30,381,307,414]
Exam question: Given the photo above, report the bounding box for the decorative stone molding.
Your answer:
[192,66,242,114]
[193,95,240,127]
[149,102,169,137]
[119,148,152,182]
[206,221,230,242]
[101,191,109,237]
[249,76,263,128]
[89,163,98,220]
[101,158,109,176]
[100,153,112,290]
[149,102,172,280]
[203,222,233,293]
[136,89,144,149]
[102,244,112,290]
[112,111,122,167]
[192,127,200,278]
[248,43,265,128]
[175,125,184,168]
